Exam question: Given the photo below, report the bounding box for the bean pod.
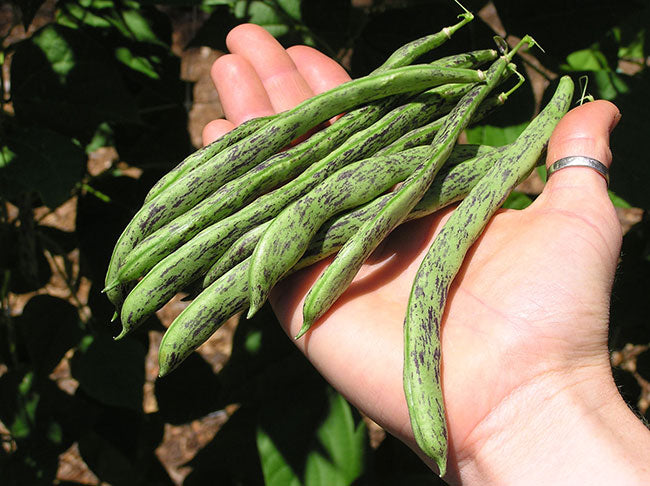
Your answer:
[404,75,574,474]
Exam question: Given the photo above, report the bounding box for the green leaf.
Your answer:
[12,371,38,439]
[257,388,367,486]
[0,369,82,484]
[256,431,302,486]
[17,295,84,376]
[277,0,302,21]
[305,390,366,485]
[56,0,113,29]
[85,122,115,153]
[114,46,160,79]
[562,47,610,71]
[119,9,167,45]
[70,331,146,411]
[233,0,290,37]
[590,70,630,100]
[465,121,529,147]
[502,191,532,210]
[0,121,86,208]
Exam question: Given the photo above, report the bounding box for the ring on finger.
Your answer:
[546,156,609,187]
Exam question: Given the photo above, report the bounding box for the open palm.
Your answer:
[205,24,623,481]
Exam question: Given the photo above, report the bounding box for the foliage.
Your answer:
[0,0,648,484]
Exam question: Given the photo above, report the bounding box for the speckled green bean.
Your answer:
[111,81,477,289]
[105,64,485,302]
[203,144,498,287]
[161,144,502,375]
[115,80,483,336]
[403,75,574,475]
[300,54,513,339]
[247,146,435,315]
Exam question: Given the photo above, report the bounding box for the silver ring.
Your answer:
[547,156,609,187]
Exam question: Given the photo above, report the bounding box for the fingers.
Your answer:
[202,118,236,146]
[226,24,314,112]
[286,45,352,94]
[210,53,275,126]
[206,24,352,148]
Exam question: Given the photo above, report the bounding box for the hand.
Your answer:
[206,24,650,485]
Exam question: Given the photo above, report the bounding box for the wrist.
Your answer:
[452,362,650,485]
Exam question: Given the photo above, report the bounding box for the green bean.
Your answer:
[203,222,270,286]
[295,144,503,270]
[104,64,485,303]
[377,7,473,71]
[111,81,477,288]
[116,80,479,335]
[160,145,502,375]
[404,75,574,474]
[247,146,435,315]
[202,144,496,287]
[158,258,250,377]
[113,101,391,284]
[113,50,500,287]
[376,95,504,157]
[299,41,528,338]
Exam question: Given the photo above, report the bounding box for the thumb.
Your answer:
[533,98,623,262]
[540,99,621,206]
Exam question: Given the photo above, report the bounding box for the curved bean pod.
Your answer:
[116,80,481,335]
[203,222,269,286]
[300,42,528,337]
[158,258,250,377]
[247,146,434,315]
[163,144,502,375]
[294,144,503,270]
[378,9,473,71]
[203,144,499,287]
[104,64,485,300]
[114,102,390,284]
[404,75,574,474]
[112,81,477,288]
[300,61,509,335]
[115,51,500,286]
[376,95,504,156]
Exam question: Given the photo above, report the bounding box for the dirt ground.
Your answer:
[2,2,648,484]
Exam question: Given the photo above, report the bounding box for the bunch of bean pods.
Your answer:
[104,9,574,474]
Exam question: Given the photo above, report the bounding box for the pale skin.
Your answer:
[204,24,650,485]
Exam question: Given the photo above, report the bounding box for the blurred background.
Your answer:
[1,0,649,484]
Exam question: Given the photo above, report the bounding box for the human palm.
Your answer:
[205,24,622,479]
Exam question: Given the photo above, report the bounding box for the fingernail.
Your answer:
[609,111,622,133]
